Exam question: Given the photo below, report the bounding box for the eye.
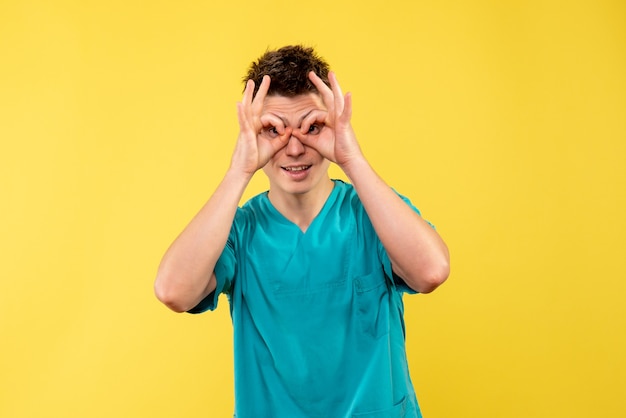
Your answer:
[264,126,280,138]
[307,124,321,135]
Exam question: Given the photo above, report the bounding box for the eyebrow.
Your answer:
[273,109,315,128]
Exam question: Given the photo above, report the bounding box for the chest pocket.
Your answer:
[354,270,392,339]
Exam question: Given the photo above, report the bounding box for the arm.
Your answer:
[302,72,450,293]
[342,159,450,293]
[154,76,290,312]
[154,170,249,313]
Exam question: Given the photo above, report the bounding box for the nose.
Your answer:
[285,134,305,157]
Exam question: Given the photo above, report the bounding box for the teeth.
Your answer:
[284,166,309,172]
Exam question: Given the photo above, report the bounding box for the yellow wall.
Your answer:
[1,1,625,417]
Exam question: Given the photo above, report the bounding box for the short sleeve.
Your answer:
[378,191,435,295]
[186,217,239,314]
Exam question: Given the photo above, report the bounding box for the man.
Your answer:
[155,45,450,417]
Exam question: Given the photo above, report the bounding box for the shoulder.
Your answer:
[229,191,271,234]
[240,191,267,212]
[330,179,368,221]
[331,178,358,203]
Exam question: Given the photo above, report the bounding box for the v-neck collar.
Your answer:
[262,180,340,234]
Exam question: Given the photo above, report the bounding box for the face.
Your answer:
[261,93,332,197]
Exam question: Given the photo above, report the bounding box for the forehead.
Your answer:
[262,93,325,116]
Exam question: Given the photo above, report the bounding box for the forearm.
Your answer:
[341,157,450,293]
[154,169,252,312]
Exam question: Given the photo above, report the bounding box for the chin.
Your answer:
[281,181,313,195]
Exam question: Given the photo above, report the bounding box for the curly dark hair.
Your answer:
[244,45,331,98]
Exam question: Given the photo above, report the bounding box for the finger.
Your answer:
[273,126,292,150]
[252,75,271,112]
[239,79,257,128]
[299,110,327,136]
[339,92,352,124]
[308,71,334,113]
[329,71,345,115]
[259,114,286,136]
[236,102,250,132]
[241,79,255,107]
[259,126,290,160]
[296,129,323,155]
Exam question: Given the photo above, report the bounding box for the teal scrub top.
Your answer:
[190,180,424,418]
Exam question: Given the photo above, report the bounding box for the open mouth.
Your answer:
[282,165,312,172]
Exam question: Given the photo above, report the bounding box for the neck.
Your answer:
[267,178,334,232]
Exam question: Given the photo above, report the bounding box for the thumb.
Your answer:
[271,126,292,152]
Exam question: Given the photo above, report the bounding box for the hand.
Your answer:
[298,71,363,168]
[230,75,291,176]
